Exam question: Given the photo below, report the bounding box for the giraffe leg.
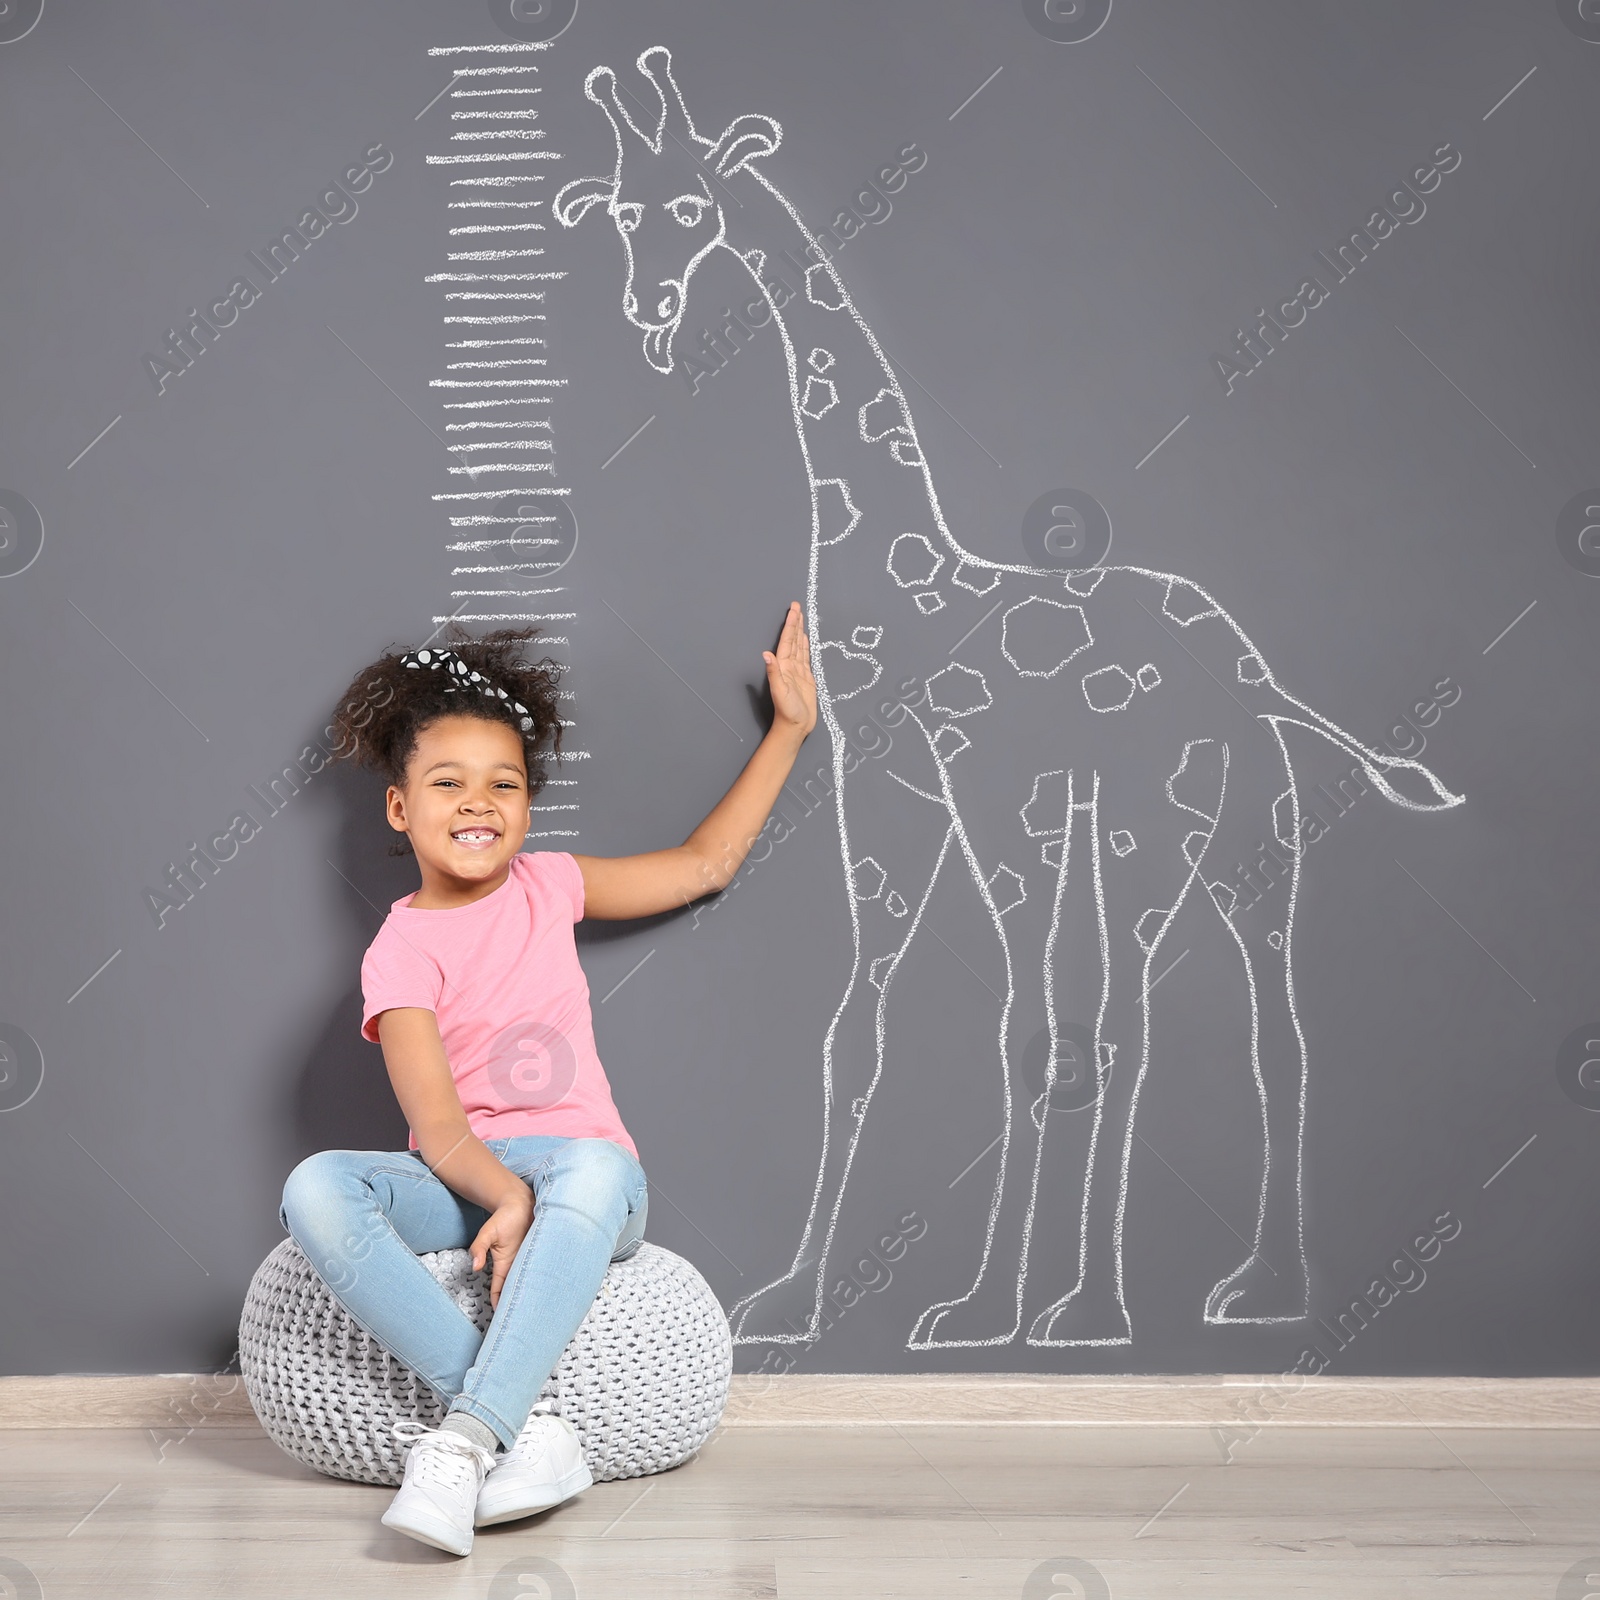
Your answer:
[728,749,957,1346]
[905,769,1091,1350]
[1028,746,1227,1345]
[1200,724,1311,1324]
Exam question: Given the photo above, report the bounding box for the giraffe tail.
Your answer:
[1263,712,1466,813]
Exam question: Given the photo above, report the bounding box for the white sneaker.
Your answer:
[381,1421,499,1555]
[476,1399,594,1527]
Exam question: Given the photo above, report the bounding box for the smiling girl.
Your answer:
[278,602,816,1555]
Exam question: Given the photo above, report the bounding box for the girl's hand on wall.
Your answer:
[762,600,818,740]
[469,1189,535,1311]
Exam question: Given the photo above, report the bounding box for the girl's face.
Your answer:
[385,714,531,901]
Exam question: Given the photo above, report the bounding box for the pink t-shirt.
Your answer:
[360,851,638,1160]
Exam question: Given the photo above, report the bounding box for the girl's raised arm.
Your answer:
[574,600,817,921]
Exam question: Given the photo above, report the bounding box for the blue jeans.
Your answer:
[279,1134,648,1451]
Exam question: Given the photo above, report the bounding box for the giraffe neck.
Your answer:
[716,172,965,571]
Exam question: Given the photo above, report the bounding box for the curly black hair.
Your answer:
[328,623,566,857]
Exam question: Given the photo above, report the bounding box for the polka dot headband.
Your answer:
[398,646,535,732]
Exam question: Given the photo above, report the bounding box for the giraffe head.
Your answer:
[553,46,782,373]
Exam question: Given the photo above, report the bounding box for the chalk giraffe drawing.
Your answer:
[555,47,1465,1348]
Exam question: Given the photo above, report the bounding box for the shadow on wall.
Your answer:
[286,761,414,1163]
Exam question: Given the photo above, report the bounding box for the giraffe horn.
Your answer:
[583,64,654,154]
[635,46,704,149]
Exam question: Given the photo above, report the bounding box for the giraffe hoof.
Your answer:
[1026,1290,1131,1347]
[729,1266,826,1345]
[1204,1253,1309,1325]
[906,1294,1020,1350]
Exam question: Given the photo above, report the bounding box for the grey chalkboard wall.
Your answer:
[2,0,1598,1383]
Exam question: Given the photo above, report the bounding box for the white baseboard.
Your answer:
[3,1372,1597,1430]
[720,1373,1600,1427]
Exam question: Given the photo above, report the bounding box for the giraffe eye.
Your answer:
[667,194,708,228]
[615,202,642,233]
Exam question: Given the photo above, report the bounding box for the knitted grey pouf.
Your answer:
[239,1237,731,1487]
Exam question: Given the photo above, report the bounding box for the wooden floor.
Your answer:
[2,1422,1597,1597]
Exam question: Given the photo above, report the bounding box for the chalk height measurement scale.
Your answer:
[425,37,584,843]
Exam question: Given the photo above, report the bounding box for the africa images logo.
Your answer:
[485,1018,579,1110]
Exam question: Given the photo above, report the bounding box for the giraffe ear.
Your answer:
[552,175,616,228]
[707,114,782,178]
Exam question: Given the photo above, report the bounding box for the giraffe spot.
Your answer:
[859,386,911,444]
[1273,789,1299,854]
[1108,828,1136,857]
[1136,663,1161,692]
[952,560,1001,594]
[1041,837,1064,869]
[932,723,970,761]
[817,640,882,701]
[914,590,944,614]
[851,623,882,649]
[807,346,836,373]
[1021,769,1072,838]
[1082,664,1138,713]
[851,1094,869,1118]
[890,439,923,466]
[1207,879,1237,916]
[1064,568,1107,597]
[742,248,768,275]
[813,477,861,544]
[851,857,886,899]
[986,863,1026,916]
[885,890,909,918]
[800,375,838,419]
[1268,929,1284,949]
[1167,738,1225,824]
[868,954,895,990]
[1182,829,1213,867]
[888,531,944,588]
[925,661,991,718]
[805,262,846,310]
[1162,575,1222,626]
[1001,597,1093,679]
[1098,1041,1116,1070]
[1238,651,1268,685]
[1134,907,1171,955]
